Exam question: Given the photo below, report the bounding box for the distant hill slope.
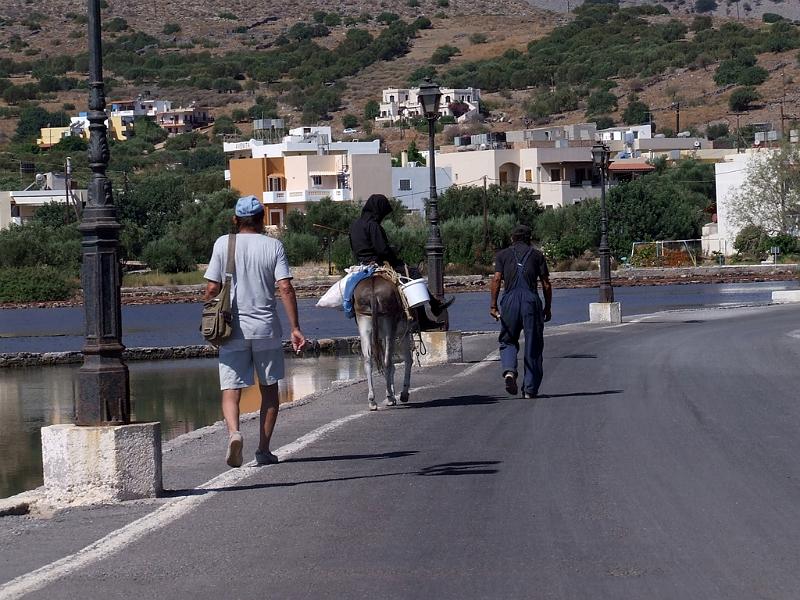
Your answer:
[524,0,800,20]
[0,0,798,156]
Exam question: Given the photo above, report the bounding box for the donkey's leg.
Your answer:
[399,330,413,403]
[382,318,397,406]
[357,315,377,411]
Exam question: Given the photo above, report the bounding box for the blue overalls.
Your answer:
[499,247,545,396]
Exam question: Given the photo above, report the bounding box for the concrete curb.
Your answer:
[0,337,364,369]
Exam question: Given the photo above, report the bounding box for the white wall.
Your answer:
[714,151,755,256]
[391,166,453,214]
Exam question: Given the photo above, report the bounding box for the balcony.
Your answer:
[536,181,602,208]
[263,188,353,204]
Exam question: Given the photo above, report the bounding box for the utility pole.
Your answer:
[728,111,745,153]
[482,175,489,254]
[780,65,787,140]
[673,102,681,134]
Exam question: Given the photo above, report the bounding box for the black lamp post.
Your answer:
[417,79,447,329]
[76,0,130,425]
[591,143,614,304]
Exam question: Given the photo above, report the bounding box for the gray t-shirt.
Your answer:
[204,233,291,341]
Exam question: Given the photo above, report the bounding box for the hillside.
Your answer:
[526,0,800,21]
[0,0,799,158]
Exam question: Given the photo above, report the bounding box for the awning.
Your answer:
[608,161,655,173]
[11,194,69,206]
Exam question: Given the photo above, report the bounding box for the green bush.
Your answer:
[694,0,717,13]
[282,232,321,264]
[377,12,400,24]
[142,236,196,273]
[0,221,81,274]
[734,224,770,257]
[763,13,784,24]
[163,23,181,35]
[103,17,129,32]
[729,86,760,112]
[342,114,359,129]
[330,236,354,271]
[0,266,76,302]
[431,45,459,65]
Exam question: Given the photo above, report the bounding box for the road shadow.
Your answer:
[556,353,598,359]
[417,461,500,476]
[537,389,624,399]
[165,459,501,497]
[282,450,418,464]
[400,394,499,409]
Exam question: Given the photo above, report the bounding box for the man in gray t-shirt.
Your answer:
[204,195,305,468]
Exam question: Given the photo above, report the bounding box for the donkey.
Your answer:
[353,275,414,411]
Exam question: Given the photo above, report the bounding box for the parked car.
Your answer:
[343,128,358,134]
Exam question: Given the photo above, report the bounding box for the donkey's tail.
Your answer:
[370,276,385,373]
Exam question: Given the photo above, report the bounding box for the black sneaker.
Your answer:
[504,372,518,395]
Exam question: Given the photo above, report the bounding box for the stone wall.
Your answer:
[0,337,363,369]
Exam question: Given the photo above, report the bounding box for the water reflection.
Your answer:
[0,355,364,499]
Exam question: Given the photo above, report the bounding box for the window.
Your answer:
[268,177,283,192]
[524,169,533,182]
[550,168,561,181]
[311,175,322,187]
[399,179,411,191]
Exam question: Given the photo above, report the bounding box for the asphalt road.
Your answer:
[2,303,800,599]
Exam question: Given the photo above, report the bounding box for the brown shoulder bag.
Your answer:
[201,233,236,346]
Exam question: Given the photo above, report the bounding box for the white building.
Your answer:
[376,87,480,124]
[597,124,653,142]
[706,150,764,256]
[506,123,597,146]
[392,153,453,214]
[0,173,86,230]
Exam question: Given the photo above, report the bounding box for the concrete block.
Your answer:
[418,331,463,366]
[41,422,162,506]
[589,302,622,324]
[772,290,800,303]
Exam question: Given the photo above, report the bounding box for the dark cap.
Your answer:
[511,224,532,240]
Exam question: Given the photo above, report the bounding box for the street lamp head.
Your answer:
[417,78,442,120]
[591,142,609,171]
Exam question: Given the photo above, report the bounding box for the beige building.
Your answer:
[227,126,391,226]
[437,146,602,209]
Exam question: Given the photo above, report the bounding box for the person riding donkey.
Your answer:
[348,194,454,328]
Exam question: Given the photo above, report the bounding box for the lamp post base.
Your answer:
[589,302,622,324]
[41,422,162,506]
[417,330,463,365]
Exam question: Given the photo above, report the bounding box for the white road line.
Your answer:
[1,348,499,599]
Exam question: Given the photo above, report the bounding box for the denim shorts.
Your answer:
[218,338,284,390]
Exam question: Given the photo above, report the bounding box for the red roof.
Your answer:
[608,161,655,172]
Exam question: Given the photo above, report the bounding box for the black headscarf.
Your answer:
[361,194,393,223]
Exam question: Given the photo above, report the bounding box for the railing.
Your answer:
[263,188,352,204]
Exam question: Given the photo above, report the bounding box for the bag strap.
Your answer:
[224,234,236,282]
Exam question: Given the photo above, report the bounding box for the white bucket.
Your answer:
[399,278,430,308]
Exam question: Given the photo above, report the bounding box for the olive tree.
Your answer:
[728,145,800,235]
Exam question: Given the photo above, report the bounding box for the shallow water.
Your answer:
[0,354,364,499]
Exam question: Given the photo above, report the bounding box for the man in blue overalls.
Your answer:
[489,225,552,398]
